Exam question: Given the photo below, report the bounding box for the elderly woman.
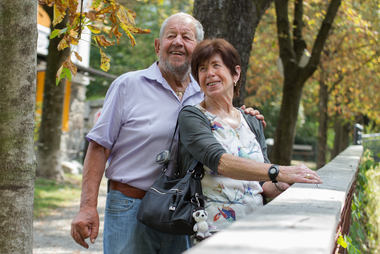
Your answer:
[178,38,322,233]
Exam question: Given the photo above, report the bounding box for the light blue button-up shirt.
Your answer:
[86,62,204,191]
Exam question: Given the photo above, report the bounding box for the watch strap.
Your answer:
[268,164,279,183]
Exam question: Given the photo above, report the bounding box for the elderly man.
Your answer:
[71,13,264,254]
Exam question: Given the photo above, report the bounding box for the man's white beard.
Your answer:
[159,54,191,79]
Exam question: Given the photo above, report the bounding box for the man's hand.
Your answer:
[240,105,267,129]
[71,207,100,249]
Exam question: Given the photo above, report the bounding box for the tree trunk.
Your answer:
[332,118,350,159]
[0,1,37,253]
[270,0,341,165]
[316,72,328,169]
[193,0,273,107]
[269,77,304,165]
[36,6,70,180]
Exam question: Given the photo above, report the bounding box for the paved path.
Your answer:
[33,178,107,254]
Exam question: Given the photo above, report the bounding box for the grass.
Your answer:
[33,174,82,218]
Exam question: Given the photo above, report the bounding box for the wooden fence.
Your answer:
[185,145,363,254]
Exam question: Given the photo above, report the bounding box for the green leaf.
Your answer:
[351,201,357,210]
[55,66,72,86]
[58,27,68,36]
[50,29,61,39]
[344,235,353,244]
[357,227,366,241]
[345,235,361,254]
[62,67,72,81]
[337,234,347,248]
[93,0,102,9]
[50,28,68,39]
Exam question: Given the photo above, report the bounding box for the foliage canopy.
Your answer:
[39,0,151,84]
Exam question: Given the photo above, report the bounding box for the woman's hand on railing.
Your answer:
[278,164,323,184]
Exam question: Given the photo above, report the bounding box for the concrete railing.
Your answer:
[185,145,363,254]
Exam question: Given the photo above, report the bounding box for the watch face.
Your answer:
[270,168,276,174]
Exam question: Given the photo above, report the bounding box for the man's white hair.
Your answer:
[159,13,204,43]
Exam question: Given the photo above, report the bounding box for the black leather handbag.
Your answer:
[137,121,204,235]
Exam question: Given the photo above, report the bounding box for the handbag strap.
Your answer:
[162,121,179,172]
[162,114,202,178]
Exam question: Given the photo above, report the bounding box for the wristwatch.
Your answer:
[268,164,279,183]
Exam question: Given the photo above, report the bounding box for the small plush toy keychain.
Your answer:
[192,207,212,241]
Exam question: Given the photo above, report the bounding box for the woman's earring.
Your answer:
[234,82,237,87]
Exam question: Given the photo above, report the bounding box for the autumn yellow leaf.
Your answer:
[109,11,118,24]
[68,12,81,27]
[53,4,66,26]
[85,10,97,21]
[109,24,122,44]
[55,0,68,11]
[92,0,102,9]
[129,27,151,35]
[93,35,115,48]
[100,49,110,72]
[120,23,136,46]
[69,35,79,45]
[62,57,77,76]
[117,5,135,25]
[102,26,111,34]
[41,0,151,82]
[87,25,102,34]
[67,0,78,15]
[74,51,82,62]
[97,5,115,16]
[56,65,64,84]
[57,37,69,50]
[127,8,137,19]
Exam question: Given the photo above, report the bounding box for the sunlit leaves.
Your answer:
[53,3,66,26]
[99,49,110,72]
[57,37,69,50]
[87,25,102,34]
[40,0,151,85]
[93,0,102,9]
[110,24,122,44]
[117,5,135,25]
[93,35,114,48]
[85,10,97,21]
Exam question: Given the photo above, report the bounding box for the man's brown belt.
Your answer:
[109,180,146,199]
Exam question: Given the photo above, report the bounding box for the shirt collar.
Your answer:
[142,62,163,83]
[142,61,201,94]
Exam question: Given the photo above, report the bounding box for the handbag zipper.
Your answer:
[150,187,166,194]
[150,187,182,194]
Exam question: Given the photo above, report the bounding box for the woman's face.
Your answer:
[198,53,240,100]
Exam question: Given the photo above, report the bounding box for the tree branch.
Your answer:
[275,0,295,66]
[293,0,306,62]
[305,0,342,81]
[78,0,84,40]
